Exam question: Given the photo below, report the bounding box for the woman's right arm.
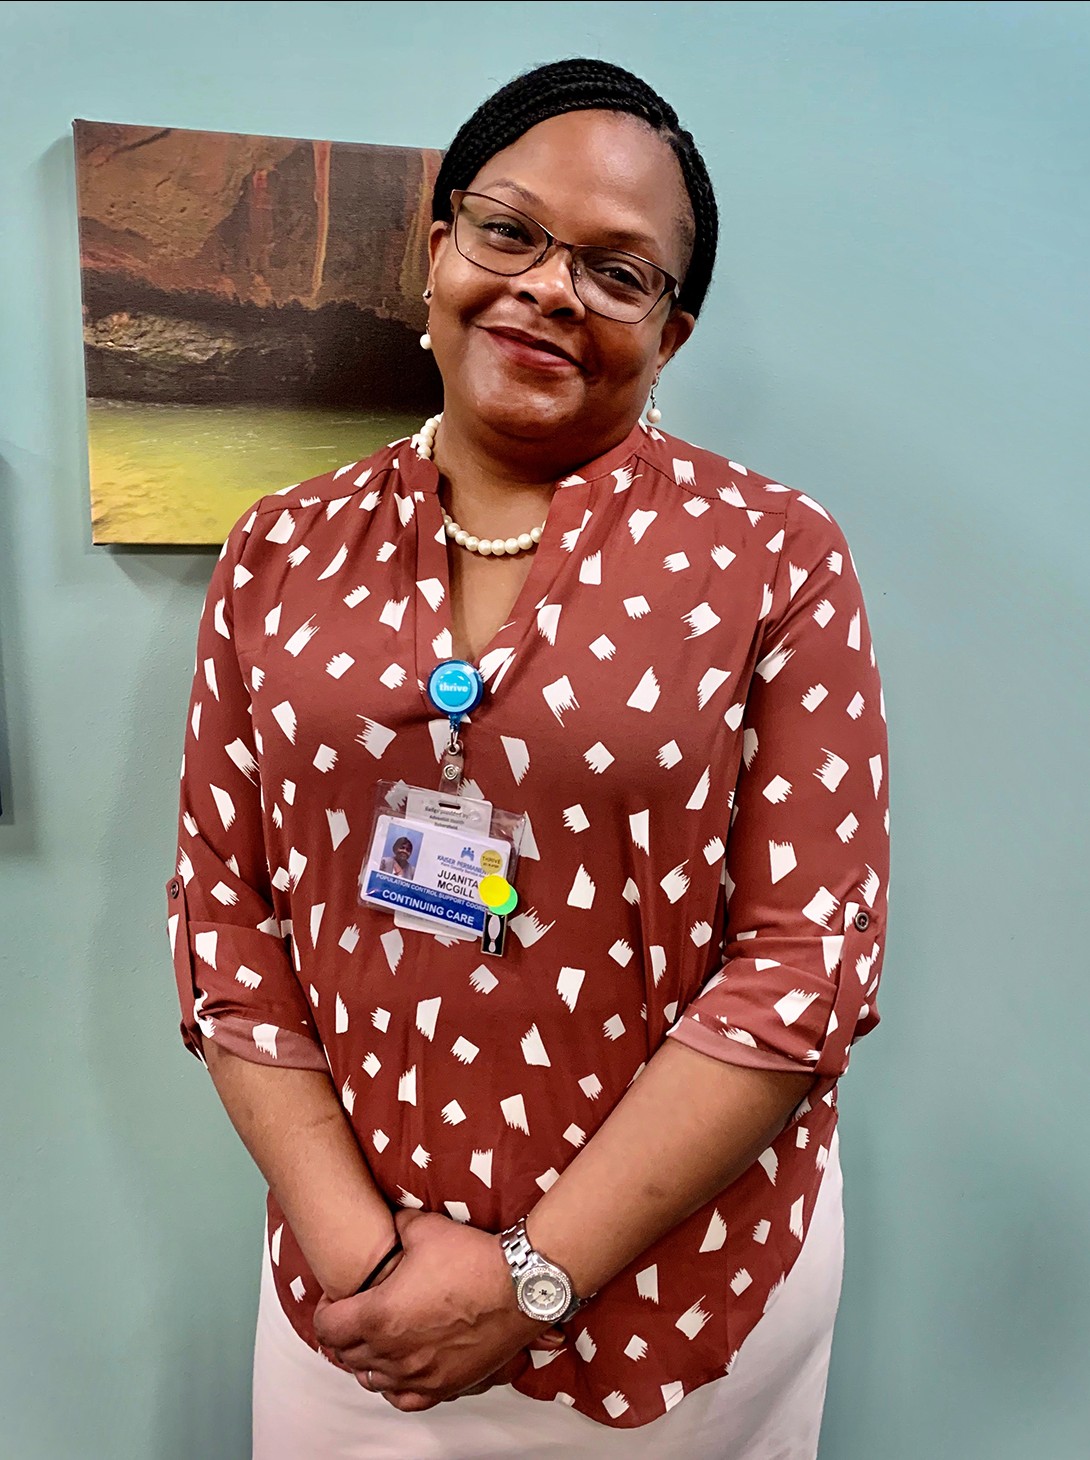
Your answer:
[167,513,395,1301]
[202,1049,398,1301]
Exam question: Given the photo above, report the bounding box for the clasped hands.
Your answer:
[313,1208,567,1413]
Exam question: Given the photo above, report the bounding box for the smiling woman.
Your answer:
[425,101,699,473]
[167,56,889,1460]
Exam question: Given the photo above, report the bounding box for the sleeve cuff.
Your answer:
[191,1012,330,1071]
[168,876,326,1071]
[666,1015,814,1074]
[670,907,883,1080]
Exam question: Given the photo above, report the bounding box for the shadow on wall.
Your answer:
[0,459,21,830]
[87,546,267,1457]
[32,131,262,1458]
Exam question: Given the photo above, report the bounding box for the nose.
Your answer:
[516,243,586,317]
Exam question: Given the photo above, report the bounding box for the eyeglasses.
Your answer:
[450,190,679,324]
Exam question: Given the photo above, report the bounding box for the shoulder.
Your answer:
[633,425,851,556]
[247,439,403,524]
[213,438,406,569]
[633,426,815,516]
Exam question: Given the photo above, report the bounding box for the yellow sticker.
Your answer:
[478,874,511,908]
[479,849,504,876]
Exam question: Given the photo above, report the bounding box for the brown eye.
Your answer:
[579,250,661,304]
[601,263,647,290]
[481,217,534,244]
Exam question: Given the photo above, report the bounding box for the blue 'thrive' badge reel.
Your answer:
[427,659,485,722]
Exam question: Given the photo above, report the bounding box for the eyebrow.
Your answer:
[481,177,667,258]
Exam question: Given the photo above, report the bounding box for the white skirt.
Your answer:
[253,1131,843,1459]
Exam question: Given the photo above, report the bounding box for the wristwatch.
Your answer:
[499,1216,585,1324]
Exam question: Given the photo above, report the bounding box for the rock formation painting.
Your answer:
[75,120,442,544]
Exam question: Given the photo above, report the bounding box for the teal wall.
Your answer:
[3,3,1088,1456]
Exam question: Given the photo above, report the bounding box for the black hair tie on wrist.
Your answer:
[355,1236,403,1294]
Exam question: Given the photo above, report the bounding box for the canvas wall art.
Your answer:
[74,120,442,545]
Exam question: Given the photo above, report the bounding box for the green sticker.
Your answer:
[494,886,518,917]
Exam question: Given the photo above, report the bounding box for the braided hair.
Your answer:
[432,58,718,318]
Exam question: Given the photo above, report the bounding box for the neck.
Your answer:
[427,405,634,533]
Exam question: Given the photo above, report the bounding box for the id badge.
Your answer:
[359,781,524,951]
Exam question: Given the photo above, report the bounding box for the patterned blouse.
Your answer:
[167,419,889,1429]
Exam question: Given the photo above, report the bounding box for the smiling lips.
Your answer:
[484,326,581,371]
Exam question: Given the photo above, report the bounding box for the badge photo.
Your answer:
[376,825,422,881]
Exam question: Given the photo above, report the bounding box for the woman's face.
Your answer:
[427,109,696,461]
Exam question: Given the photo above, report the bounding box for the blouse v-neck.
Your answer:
[402,422,648,697]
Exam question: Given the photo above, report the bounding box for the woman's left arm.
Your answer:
[524,1046,814,1296]
[314,1049,810,1410]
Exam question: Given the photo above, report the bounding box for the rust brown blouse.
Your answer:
[167,420,889,1428]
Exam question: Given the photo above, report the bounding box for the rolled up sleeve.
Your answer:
[669,493,889,1079]
[166,517,326,1072]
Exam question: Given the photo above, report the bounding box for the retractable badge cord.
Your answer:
[426,659,485,795]
[423,659,516,956]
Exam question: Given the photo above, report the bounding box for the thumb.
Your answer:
[394,1207,423,1240]
[527,1325,566,1351]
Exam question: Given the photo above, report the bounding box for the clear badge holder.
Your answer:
[358,780,525,956]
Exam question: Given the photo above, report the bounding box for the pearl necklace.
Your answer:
[411,413,545,558]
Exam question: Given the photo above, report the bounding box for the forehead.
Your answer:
[467,110,690,270]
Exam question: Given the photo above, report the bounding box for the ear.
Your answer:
[654,307,696,374]
[427,218,453,287]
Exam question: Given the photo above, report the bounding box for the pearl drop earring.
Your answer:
[420,287,433,351]
[645,380,662,426]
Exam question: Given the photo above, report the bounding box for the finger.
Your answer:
[382,1390,439,1413]
[331,1339,382,1373]
[312,1294,336,1346]
[528,1327,566,1350]
[313,1298,399,1368]
[313,1293,379,1350]
[354,1368,396,1395]
[318,1344,351,1373]
[455,1369,523,1398]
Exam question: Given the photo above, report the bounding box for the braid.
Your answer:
[432,59,718,318]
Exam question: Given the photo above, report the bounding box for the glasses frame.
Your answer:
[449,189,680,324]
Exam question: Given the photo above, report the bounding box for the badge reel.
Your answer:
[358,660,525,956]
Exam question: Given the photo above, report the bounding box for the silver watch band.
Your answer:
[499,1217,585,1321]
[499,1217,537,1281]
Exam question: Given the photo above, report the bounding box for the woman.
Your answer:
[167,58,888,1458]
[378,835,417,880]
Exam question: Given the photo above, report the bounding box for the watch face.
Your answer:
[517,1265,572,1322]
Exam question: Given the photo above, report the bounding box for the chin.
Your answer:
[470,375,585,442]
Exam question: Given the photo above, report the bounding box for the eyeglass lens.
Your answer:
[454,193,670,323]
